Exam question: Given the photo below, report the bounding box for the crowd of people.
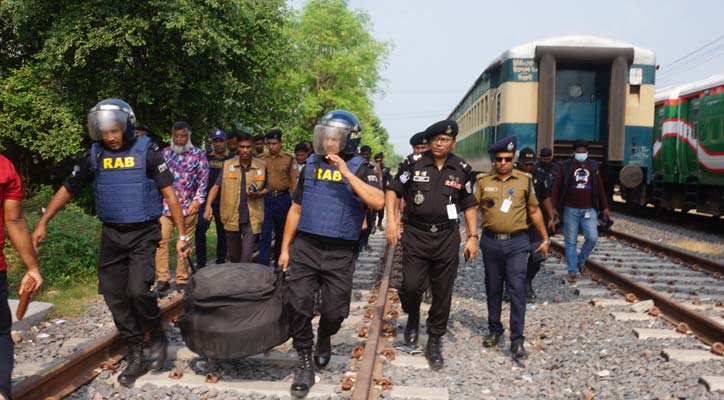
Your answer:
[0,97,611,399]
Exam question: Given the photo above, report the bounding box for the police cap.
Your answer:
[539,147,553,157]
[423,119,458,139]
[518,147,536,164]
[211,129,226,141]
[265,128,283,141]
[488,136,517,154]
[409,131,429,146]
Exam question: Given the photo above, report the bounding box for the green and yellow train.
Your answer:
[653,74,724,216]
[451,36,656,206]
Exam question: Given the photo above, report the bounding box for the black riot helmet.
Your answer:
[313,110,362,156]
[86,99,136,142]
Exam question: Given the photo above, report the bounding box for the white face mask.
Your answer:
[574,152,588,162]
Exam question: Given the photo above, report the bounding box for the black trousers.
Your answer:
[98,221,163,345]
[526,225,543,282]
[287,232,356,351]
[225,223,256,263]
[0,271,12,399]
[399,224,460,337]
[480,234,530,345]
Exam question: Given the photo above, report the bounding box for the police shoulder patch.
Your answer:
[158,162,169,173]
[150,143,160,152]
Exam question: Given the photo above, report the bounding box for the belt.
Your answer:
[269,189,289,197]
[484,230,527,240]
[407,219,457,233]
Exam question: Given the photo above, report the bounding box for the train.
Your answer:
[450,35,656,208]
[653,74,724,217]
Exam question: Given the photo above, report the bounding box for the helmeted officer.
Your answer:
[31,99,191,386]
[386,120,479,370]
[278,110,384,398]
[516,147,556,301]
[258,128,294,266]
[475,136,550,360]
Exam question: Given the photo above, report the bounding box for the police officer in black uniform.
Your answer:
[32,99,191,386]
[386,120,479,370]
[277,110,384,398]
[373,152,391,230]
[475,137,550,360]
[516,147,556,300]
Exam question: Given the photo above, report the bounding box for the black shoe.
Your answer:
[152,281,170,297]
[404,311,420,346]
[147,328,168,371]
[314,332,331,368]
[483,332,502,348]
[118,343,147,387]
[425,335,444,370]
[511,343,528,360]
[291,349,315,398]
[525,281,537,302]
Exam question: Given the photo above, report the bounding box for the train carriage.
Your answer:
[653,74,724,216]
[451,36,656,204]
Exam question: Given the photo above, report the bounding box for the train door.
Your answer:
[679,97,700,182]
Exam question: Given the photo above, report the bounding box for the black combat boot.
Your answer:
[404,310,420,346]
[291,349,315,398]
[314,330,332,368]
[147,327,168,370]
[511,342,528,360]
[425,335,444,370]
[525,281,537,302]
[118,343,147,387]
[483,332,502,348]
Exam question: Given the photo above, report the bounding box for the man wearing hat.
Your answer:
[258,128,294,266]
[386,120,479,370]
[550,139,610,282]
[409,131,431,154]
[475,137,550,360]
[516,147,556,301]
[195,129,233,268]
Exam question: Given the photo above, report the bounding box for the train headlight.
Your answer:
[619,164,644,189]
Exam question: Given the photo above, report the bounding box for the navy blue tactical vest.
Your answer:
[297,154,366,240]
[90,136,163,224]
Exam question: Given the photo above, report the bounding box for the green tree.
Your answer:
[281,0,391,155]
[0,0,293,162]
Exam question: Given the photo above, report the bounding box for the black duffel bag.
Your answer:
[178,263,289,359]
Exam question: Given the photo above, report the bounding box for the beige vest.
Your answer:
[219,158,266,234]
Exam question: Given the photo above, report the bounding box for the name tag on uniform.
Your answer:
[446,204,458,220]
[500,198,512,213]
[413,175,430,182]
[483,187,498,192]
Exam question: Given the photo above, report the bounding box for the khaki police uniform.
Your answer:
[476,150,538,347]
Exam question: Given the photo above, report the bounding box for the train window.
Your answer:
[691,98,700,139]
[496,92,502,122]
[483,96,488,123]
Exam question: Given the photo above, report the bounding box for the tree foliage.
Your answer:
[0,0,396,174]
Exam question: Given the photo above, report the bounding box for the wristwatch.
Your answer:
[178,235,191,242]
[467,233,479,239]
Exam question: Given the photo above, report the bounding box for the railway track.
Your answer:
[10,232,444,400]
[550,229,724,351]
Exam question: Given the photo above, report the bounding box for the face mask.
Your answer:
[574,152,588,162]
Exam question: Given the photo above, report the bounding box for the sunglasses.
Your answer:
[494,156,514,163]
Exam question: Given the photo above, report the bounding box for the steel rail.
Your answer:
[550,240,724,347]
[12,293,184,400]
[352,243,395,400]
[608,230,724,276]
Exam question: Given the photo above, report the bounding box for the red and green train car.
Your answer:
[653,74,724,216]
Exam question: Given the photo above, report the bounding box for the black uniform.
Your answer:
[288,158,380,351]
[388,151,477,336]
[527,162,550,282]
[64,145,173,344]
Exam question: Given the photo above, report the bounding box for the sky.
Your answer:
[321,0,724,156]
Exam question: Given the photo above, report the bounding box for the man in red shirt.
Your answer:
[1,155,43,400]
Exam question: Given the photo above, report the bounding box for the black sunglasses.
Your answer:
[494,156,514,163]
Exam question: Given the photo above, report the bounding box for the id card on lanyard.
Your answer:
[500,188,513,213]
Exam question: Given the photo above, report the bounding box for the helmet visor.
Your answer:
[86,107,130,141]
[313,124,349,156]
